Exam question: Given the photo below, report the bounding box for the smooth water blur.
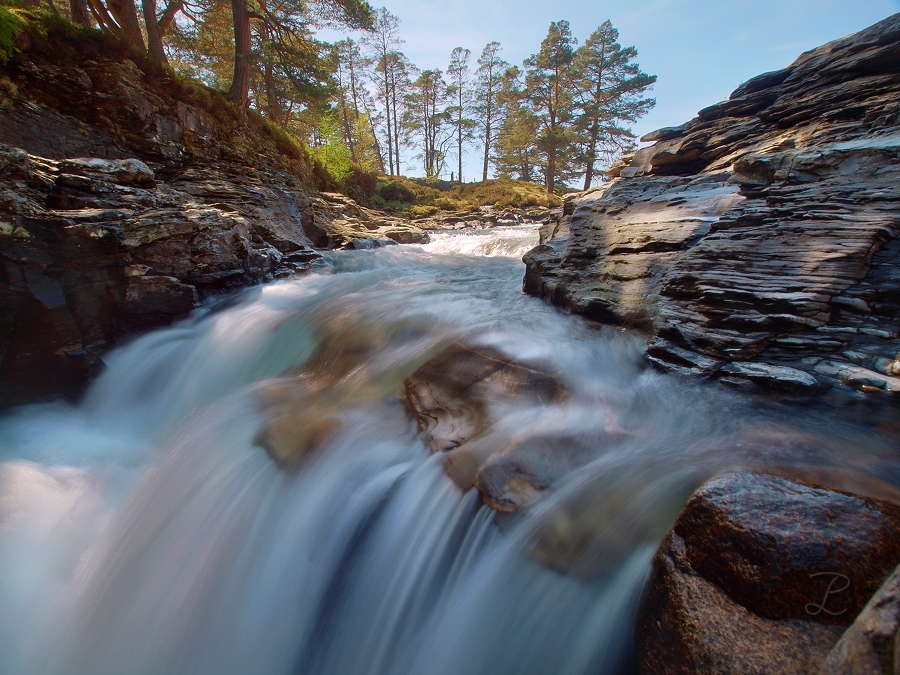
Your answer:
[0,225,896,674]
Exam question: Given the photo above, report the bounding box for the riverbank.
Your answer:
[0,15,556,406]
[523,13,900,398]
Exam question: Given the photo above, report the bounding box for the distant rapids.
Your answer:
[0,224,896,674]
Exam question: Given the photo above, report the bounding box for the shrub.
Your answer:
[345,165,377,200]
[377,179,416,203]
[434,197,457,211]
[409,205,439,219]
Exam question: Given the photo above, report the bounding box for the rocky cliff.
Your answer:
[0,21,431,406]
[524,14,900,396]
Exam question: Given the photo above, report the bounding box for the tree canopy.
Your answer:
[42,0,656,190]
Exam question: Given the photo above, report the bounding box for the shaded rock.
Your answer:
[525,14,900,396]
[820,563,900,674]
[674,471,900,623]
[718,361,819,392]
[636,471,900,674]
[638,528,845,675]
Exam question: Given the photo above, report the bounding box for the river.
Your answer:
[0,225,896,674]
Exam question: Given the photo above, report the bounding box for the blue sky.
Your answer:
[322,0,900,180]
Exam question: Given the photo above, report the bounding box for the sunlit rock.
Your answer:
[523,14,900,396]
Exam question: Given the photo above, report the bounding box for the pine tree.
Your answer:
[446,46,474,183]
[407,68,451,177]
[572,20,655,188]
[523,20,577,193]
[362,7,402,174]
[493,66,540,182]
[227,0,372,107]
[473,41,508,181]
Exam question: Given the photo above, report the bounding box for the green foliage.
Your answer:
[377,178,416,202]
[309,113,353,181]
[0,5,24,63]
[408,204,439,218]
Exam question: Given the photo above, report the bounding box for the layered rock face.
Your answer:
[0,35,427,405]
[524,14,900,395]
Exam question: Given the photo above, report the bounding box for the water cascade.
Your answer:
[0,225,895,674]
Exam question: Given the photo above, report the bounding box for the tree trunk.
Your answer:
[482,109,490,182]
[384,86,394,176]
[70,0,91,27]
[546,150,555,194]
[264,58,282,124]
[582,123,598,190]
[228,0,252,108]
[391,76,401,175]
[457,126,462,183]
[108,0,147,51]
[87,0,127,40]
[157,0,183,35]
[142,0,167,63]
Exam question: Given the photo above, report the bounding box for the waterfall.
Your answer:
[0,225,894,674]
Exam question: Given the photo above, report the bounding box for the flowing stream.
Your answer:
[0,225,897,674]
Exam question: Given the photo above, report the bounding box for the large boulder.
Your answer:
[636,471,900,674]
[820,563,900,674]
[523,14,900,395]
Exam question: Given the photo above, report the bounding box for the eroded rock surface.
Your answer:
[524,14,900,395]
[0,42,428,406]
[636,471,900,674]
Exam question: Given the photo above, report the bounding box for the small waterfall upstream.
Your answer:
[0,225,896,674]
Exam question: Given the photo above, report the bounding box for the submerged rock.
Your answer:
[636,471,900,674]
[254,378,341,471]
[402,341,575,512]
[523,14,900,396]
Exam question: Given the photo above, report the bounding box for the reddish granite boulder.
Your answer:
[636,471,900,674]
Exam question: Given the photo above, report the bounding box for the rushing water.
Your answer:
[0,225,897,674]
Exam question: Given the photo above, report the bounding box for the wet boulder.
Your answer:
[254,377,340,471]
[402,341,572,511]
[820,563,900,674]
[636,471,900,674]
[402,341,564,454]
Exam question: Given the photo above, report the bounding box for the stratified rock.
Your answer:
[820,563,900,674]
[523,14,900,395]
[0,39,430,406]
[636,471,900,674]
